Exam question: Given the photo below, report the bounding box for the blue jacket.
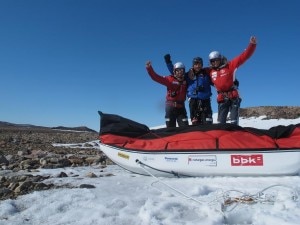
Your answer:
[166,62,212,100]
[186,71,212,100]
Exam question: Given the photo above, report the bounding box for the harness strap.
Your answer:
[217,88,239,103]
[166,101,184,108]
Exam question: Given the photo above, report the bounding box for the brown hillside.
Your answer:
[240,106,300,119]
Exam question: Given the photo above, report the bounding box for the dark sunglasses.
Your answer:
[210,59,220,63]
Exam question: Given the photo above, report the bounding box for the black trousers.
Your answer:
[165,106,189,127]
[189,98,213,125]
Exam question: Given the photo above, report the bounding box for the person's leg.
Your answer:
[218,100,230,124]
[165,106,176,127]
[189,99,199,125]
[202,99,213,124]
[229,98,241,125]
[177,107,189,127]
[217,104,221,123]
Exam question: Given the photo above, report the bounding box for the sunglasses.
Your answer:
[210,59,220,63]
[175,68,184,72]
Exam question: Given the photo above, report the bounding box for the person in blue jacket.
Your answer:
[164,54,213,125]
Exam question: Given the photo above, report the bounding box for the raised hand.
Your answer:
[164,54,172,64]
[145,60,151,68]
[250,36,257,44]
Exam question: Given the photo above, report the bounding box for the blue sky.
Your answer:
[0,0,299,131]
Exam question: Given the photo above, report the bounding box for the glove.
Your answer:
[188,69,195,80]
[234,79,239,87]
[164,54,172,64]
[196,85,205,92]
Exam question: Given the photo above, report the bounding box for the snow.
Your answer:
[1,115,300,225]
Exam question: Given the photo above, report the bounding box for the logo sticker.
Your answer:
[231,154,263,166]
[143,156,155,162]
[118,152,129,160]
[188,155,217,167]
[211,72,217,80]
[164,157,178,162]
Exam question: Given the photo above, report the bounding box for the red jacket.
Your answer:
[210,43,256,92]
[146,65,187,102]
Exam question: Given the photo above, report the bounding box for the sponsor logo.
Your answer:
[211,72,217,80]
[231,154,263,166]
[220,70,229,77]
[188,155,217,167]
[164,157,178,162]
[143,156,155,162]
[118,152,129,160]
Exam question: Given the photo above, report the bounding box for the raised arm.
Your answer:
[229,36,257,69]
[164,54,174,74]
[145,61,171,87]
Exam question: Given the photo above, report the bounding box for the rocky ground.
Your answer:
[240,106,300,119]
[0,126,110,201]
[0,106,299,201]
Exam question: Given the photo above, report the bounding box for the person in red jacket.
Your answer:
[217,56,242,124]
[146,60,189,128]
[209,36,257,125]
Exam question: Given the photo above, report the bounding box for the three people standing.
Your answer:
[146,36,257,127]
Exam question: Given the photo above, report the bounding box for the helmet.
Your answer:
[208,51,221,60]
[221,56,228,64]
[173,62,185,81]
[192,57,203,65]
[173,62,185,70]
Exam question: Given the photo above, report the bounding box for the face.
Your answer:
[210,58,221,68]
[193,62,202,72]
[174,68,184,81]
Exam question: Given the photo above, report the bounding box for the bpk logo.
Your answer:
[231,154,263,166]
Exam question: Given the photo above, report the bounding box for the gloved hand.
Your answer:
[234,79,239,87]
[196,85,205,92]
[188,69,195,80]
[164,54,172,64]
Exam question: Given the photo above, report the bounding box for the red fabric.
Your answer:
[100,129,289,151]
[218,132,276,149]
[99,112,300,152]
[217,89,240,103]
[275,127,300,148]
[146,65,187,102]
[210,43,256,92]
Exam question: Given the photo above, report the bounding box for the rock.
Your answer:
[0,155,9,166]
[79,184,96,189]
[86,172,97,178]
[57,172,68,178]
[239,106,300,119]
[0,125,113,201]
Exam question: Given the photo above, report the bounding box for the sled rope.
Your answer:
[137,161,229,218]
[136,159,189,178]
[137,160,299,215]
[137,159,206,205]
[219,184,299,213]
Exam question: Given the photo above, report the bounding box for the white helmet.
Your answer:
[173,62,185,70]
[173,62,185,81]
[208,51,221,60]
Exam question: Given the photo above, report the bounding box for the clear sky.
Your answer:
[1,0,299,131]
